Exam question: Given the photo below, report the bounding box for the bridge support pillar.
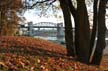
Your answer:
[28,22,34,36]
[57,23,64,42]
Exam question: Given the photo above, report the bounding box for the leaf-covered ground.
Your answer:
[0,36,108,71]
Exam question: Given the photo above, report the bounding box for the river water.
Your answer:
[34,36,108,55]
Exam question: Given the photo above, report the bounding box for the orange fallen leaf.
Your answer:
[0,61,8,68]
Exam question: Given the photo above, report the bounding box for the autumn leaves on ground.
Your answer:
[0,36,107,71]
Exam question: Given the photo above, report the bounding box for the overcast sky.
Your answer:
[23,1,108,28]
[24,9,63,24]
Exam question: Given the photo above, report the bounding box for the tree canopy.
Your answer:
[0,0,23,36]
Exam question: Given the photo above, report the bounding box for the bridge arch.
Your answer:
[34,22,58,27]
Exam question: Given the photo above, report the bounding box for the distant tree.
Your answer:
[0,0,23,36]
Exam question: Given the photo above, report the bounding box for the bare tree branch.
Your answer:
[23,0,56,9]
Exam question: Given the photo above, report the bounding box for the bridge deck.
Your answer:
[23,26,64,28]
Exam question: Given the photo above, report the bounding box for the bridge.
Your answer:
[18,22,65,42]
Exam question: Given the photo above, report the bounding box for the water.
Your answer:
[34,36,58,41]
[34,36,108,54]
[34,36,65,44]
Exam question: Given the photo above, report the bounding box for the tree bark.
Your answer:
[67,0,78,57]
[76,0,90,63]
[90,0,107,65]
[59,0,75,56]
[67,0,91,63]
[89,0,98,63]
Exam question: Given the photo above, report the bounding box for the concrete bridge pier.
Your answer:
[28,22,34,36]
[57,23,64,42]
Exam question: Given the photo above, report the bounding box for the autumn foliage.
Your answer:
[0,36,66,55]
[0,0,23,36]
[0,36,107,71]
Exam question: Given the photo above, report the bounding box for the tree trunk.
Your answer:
[59,0,75,56]
[76,0,90,63]
[0,11,5,36]
[67,0,91,63]
[90,0,107,65]
[89,0,98,63]
[67,0,78,58]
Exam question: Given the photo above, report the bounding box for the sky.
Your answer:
[23,9,77,27]
[23,1,108,28]
[24,9,63,24]
[23,0,63,24]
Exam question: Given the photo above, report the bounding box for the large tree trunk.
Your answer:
[76,0,90,64]
[67,0,78,57]
[59,0,75,56]
[90,0,107,65]
[89,0,98,63]
[68,0,91,63]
